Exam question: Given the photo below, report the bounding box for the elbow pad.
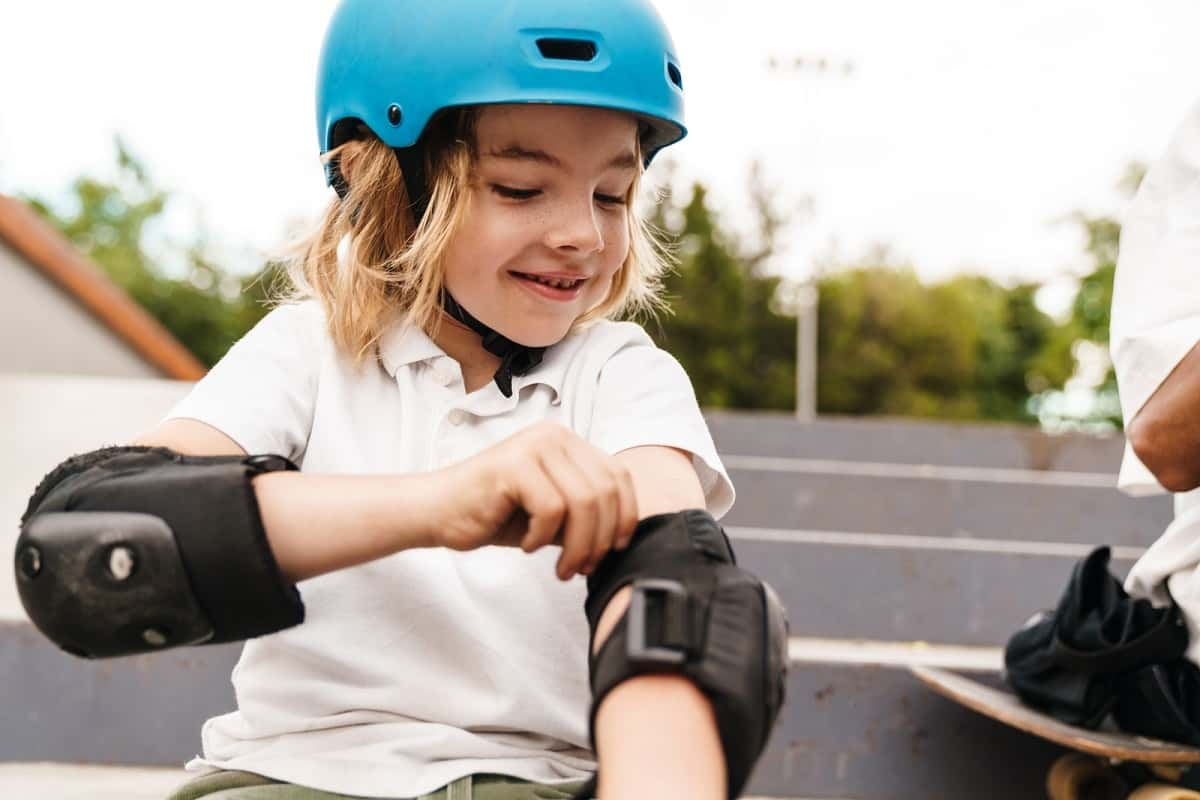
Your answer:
[15,446,304,658]
[582,510,789,800]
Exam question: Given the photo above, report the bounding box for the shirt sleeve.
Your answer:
[161,301,323,461]
[589,339,735,519]
[1112,99,1200,495]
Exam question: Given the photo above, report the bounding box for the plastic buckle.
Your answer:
[626,578,690,666]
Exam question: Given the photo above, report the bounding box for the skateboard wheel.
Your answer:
[1046,753,1126,800]
[1127,785,1200,800]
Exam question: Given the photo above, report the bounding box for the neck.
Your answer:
[429,311,501,393]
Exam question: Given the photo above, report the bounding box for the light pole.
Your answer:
[769,52,852,422]
[795,283,818,421]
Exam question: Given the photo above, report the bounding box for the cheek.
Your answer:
[442,206,512,286]
[601,214,632,274]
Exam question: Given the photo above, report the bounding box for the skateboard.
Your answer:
[911,665,1200,800]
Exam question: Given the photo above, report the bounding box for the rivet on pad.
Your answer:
[108,546,136,581]
[142,628,168,647]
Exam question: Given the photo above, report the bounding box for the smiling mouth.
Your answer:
[510,271,587,290]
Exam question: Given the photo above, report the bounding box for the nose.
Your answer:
[544,194,604,255]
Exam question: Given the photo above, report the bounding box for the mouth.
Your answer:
[509,271,588,301]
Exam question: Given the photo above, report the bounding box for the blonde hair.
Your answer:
[272,109,672,369]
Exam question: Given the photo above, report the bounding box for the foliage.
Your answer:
[647,175,1072,421]
[815,264,1070,421]
[644,169,798,410]
[22,140,1135,427]
[21,138,282,368]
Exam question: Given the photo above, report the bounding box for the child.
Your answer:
[16,1,787,798]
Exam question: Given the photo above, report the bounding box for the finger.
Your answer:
[516,464,567,554]
[541,446,601,580]
[493,508,530,548]
[566,445,622,571]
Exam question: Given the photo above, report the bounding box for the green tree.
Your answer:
[815,263,1071,421]
[646,170,798,410]
[21,138,282,367]
[644,169,1073,421]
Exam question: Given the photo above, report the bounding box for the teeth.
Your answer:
[526,274,580,289]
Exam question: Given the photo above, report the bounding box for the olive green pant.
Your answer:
[166,770,588,800]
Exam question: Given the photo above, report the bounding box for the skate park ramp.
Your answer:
[1,375,1174,798]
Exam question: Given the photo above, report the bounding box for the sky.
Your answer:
[3,1,1199,315]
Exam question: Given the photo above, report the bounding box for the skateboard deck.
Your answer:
[910,665,1200,764]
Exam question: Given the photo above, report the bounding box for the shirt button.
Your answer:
[447,409,469,426]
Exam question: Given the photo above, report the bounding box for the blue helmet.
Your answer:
[315,0,687,191]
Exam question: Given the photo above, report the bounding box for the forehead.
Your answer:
[475,104,639,167]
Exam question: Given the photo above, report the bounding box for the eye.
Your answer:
[595,192,627,206]
[491,184,541,200]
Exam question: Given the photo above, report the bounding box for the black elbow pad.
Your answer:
[581,510,790,800]
[15,446,305,658]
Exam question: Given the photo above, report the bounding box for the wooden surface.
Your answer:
[912,665,1200,764]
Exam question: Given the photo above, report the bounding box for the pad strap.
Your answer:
[580,510,787,800]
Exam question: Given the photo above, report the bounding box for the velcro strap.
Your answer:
[24,446,305,647]
[1050,602,1188,675]
[589,578,706,731]
[585,510,733,626]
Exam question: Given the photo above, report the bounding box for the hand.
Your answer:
[434,422,639,580]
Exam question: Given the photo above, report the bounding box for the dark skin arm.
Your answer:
[1128,340,1200,492]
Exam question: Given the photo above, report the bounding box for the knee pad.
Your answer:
[15,446,305,658]
[583,509,789,799]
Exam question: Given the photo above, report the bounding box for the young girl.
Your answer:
[19,1,785,798]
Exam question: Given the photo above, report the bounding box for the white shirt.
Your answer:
[1112,98,1200,665]
[161,300,734,797]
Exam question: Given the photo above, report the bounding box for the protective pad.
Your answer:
[1005,546,1189,728]
[16,446,304,658]
[582,509,789,799]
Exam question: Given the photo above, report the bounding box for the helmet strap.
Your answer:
[440,291,546,398]
[326,144,429,229]
[392,146,431,229]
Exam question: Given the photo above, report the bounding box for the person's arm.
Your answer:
[130,417,634,584]
[590,445,725,800]
[1128,340,1200,493]
[131,418,444,581]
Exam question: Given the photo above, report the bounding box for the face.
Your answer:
[440,104,640,346]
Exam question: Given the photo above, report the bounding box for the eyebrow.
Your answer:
[486,144,639,172]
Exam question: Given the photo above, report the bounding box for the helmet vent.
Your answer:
[667,62,683,90]
[536,38,598,62]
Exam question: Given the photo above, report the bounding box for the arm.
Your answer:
[130,418,644,586]
[590,445,725,800]
[1127,340,1200,493]
[132,418,444,582]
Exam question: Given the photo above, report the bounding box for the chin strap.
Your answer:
[441,292,546,398]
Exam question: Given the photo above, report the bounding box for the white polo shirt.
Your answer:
[161,299,734,797]
[1111,98,1200,665]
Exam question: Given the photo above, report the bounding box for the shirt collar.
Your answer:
[376,316,585,405]
[376,318,445,375]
